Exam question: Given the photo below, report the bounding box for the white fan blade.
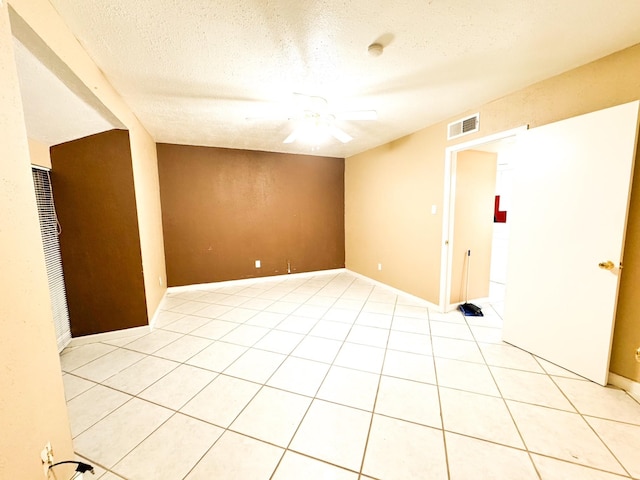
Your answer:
[283,128,300,144]
[335,110,377,121]
[329,126,353,143]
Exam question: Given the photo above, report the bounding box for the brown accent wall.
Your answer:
[50,129,148,336]
[157,144,345,286]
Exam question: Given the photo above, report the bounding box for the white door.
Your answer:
[502,101,639,385]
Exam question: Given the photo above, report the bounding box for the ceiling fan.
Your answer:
[249,94,377,145]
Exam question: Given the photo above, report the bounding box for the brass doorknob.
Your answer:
[598,260,615,270]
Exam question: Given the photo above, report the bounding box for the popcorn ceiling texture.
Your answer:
[23,0,640,156]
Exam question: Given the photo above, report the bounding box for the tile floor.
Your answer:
[59,271,640,479]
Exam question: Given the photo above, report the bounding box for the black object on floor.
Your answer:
[459,249,483,317]
[459,302,484,316]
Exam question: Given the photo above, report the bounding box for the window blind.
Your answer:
[32,167,71,352]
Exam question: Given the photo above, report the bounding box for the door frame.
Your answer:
[438,126,528,311]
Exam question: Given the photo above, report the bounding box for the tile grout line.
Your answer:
[356,292,399,480]
[464,303,544,480]
[265,273,367,479]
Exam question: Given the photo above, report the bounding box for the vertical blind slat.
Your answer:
[32,168,71,352]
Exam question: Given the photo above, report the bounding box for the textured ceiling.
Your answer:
[33,0,640,156]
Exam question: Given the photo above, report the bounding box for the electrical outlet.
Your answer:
[158,276,163,287]
[378,263,382,271]
[41,442,53,477]
[255,260,261,268]
[635,347,640,363]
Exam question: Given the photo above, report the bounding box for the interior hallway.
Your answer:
[60,271,640,479]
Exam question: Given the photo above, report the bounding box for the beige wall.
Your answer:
[450,150,497,304]
[28,137,51,168]
[346,43,640,381]
[0,3,74,478]
[9,0,167,321]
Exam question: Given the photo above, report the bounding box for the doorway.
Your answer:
[439,127,526,313]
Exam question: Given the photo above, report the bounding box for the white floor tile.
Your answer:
[356,312,393,329]
[152,334,211,362]
[253,329,304,354]
[435,357,500,396]
[112,414,223,480]
[532,454,631,480]
[586,416,640,477]
[292,335,342,363]
[189,319,238,340]
[60,343,117,372]
[67,384,131,437]
[218,307,259,323]
[272,451,358,480]
[507,401,625,474]
[536,357,584,379]
[432,337,484,363]
[74,398,173,467]
[316,365,380,411]
[159,314,210,334]
[362,414,447,480]
[387,330,432,355]
[290,399,371,471]
[491,367,575,411]
[220,324,270,346]
[123,330,183,354]
[309,319,352,341]
[469,325,503,343]
[62,373,96,401]
[72,348,146,383]
[61,272,640,480]
[393,304,429,319]
[230,386,311,446]
[186,341,247,372]
[445,432,538,480]
[245,311,287,328]
[375,376,441,428]
[391,316,430,334]
[345,325,389,348]
[185,431,283,480]
[181,374,261,427]
[479,342,545,373]
[430,320,474,340]
[191,303,233,319]
[554,377,640,425]
[334,343,385,374]
[275,315,318,334]
[102,355,178,395]
[138,364,217,410]
[267,356,330,396]
[322,307,359,323]
[440,387,523,448]
[224,348,285,383]
[382,350,436,384]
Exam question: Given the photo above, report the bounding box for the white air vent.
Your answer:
[447,113,480,140]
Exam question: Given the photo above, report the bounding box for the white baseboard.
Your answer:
[68,325,150,347]
[608,372,640,401]
[346,270,441,311]
[166,268,348,294]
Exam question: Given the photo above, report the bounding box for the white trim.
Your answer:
[347,270,441,311]
[31,164,51,172]
[439,126,528,310]
[166,268,348,294]
[68,325,150,347]
[608,372,640,401]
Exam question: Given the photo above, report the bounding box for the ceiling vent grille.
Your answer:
[447,113,480,140]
